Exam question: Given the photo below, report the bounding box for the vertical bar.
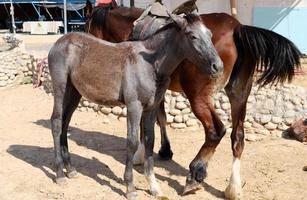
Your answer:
[10,0,16,34]
[130,0,134,7]
[64,0,67,33]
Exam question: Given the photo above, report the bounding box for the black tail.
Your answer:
[233,25,301,86]
[85,6,112,33]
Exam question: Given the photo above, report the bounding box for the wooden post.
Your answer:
[230,0,238,19]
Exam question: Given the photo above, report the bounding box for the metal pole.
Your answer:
[64,0,67,34]
[9,0,16,34]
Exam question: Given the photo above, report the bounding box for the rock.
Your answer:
[182,115,189,122]
[260,115,271,124]
[271,117,283,124]
[220,95,229,103]
[221,103,230,110]
[171,91,180,97]
[122,107,127,117]
[176,95,186,102]
[271,130,282,138]
[170,123,186,129]
[186,119,198,127]
[174,115,183,123]
[112,106,122,115]
[215,101,221,109]
[284,118,295,126]
[82,100,89,107]
[283,110,296,118]
[166,114,174,123]
[252,122,263,129]
[0,81,7,87]
[79,107,87,112]
[181,108,191,114]
[216,109,226,116]
[101,107,112,115]
[277,123,288,131]
[169,109,181,116]
[264,122,277,130]
[175,102,187,110]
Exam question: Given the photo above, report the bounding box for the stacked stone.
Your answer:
[1,48,306,137]
[0,47,35,87]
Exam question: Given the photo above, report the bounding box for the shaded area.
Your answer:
[7,144,126,196]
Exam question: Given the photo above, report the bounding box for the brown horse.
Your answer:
[48,13,222,199]
[85,6,301,199]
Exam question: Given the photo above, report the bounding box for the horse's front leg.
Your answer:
[124,101,143,200]
[142,108,163,197]
[183,98,226,194]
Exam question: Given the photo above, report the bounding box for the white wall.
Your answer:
[122,0,307,25]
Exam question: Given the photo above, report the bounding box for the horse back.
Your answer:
[50,32,130,105]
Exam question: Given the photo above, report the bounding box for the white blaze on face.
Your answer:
[200,24,209,35]
[230,157,241,186]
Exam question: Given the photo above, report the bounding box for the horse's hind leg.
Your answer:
[224,64,254,200]
[61,79,81,178]
[183,97,226,194]
[51,79,67,183]
[133,99,172,166]
[157,99,173,160]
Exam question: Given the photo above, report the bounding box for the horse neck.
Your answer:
[142,28,185,78]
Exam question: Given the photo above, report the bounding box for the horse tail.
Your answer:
[233,25,301,86]
[85,6,112,34]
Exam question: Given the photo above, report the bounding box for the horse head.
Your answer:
[169,14,223,78]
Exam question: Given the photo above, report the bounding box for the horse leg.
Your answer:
[60,80,81,178]
[132,116,145,165]
[50,79,67,184]
[183,99,226,194]
[157,99,173,160]
[142,108,163,197]
[224,68,254,200]
[124,101,143,200]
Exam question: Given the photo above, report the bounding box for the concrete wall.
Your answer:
[120,0,307,25]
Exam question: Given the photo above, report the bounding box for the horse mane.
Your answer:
[85,6,143,32]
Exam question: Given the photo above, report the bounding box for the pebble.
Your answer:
[186,119,198,127]
[264,122,277,130]
[175,102,187,110]
[174,115,183,123]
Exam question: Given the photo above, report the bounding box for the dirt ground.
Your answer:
[0,85,307,200]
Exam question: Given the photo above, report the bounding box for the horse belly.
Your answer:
[71,63,124,106]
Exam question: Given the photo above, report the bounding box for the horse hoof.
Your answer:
[158,149,173,160]
[150,185,163,197]
[126,191,138,200]
[66,170,78,179]
[225,184,242,200]
[182,180,202,195]
[55,177,67,185]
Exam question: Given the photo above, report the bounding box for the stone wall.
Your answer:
[1,47,307,138]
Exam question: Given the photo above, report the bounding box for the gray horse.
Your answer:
[48,13,223,199]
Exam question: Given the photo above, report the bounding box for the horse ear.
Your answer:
[168,14,187,30]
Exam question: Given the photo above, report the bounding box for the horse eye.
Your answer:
[191,35,198,40]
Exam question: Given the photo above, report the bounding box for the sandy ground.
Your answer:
[0,85,307,200]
